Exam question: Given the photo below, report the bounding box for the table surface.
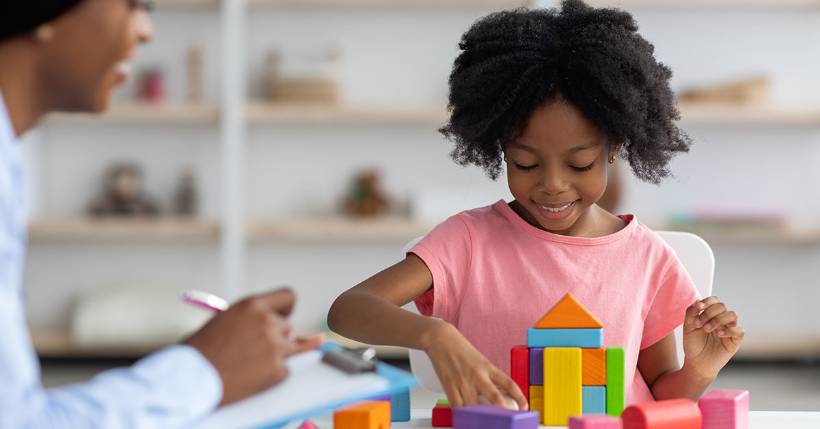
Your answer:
[306,409,820,428]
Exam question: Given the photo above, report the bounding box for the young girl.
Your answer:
[328,0,743,410]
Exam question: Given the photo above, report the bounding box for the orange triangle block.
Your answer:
[534,293,604,329]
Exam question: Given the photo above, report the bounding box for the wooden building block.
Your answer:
[333,401,391,429]
[527,328,603,348]
[529,385,544,419]
[698,390,750,429]
[437,399,450,406]
[433,404,453,427]
[453,405,539,429]
[621,399,702,429]
[583,348,607,386]
[534,293,604,329]
[529,348,543,385]
[569,415,623,429]
[606,347,625,417]
[391,388,410,422]
[583,386,607,415]
[543,347,583,426]
[511,345,530,401]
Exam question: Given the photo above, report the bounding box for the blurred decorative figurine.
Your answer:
[342,169,390,217]
[174,167,198,216]
[89,163,159,216]
[186,45,204,103]
[138,66,165,104]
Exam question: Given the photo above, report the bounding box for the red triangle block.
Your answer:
[533,293,604,329]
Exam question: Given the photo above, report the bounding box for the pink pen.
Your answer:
[181,289,229,313]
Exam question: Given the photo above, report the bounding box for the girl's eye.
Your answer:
[571,162,595,172]
[514,163,538,171]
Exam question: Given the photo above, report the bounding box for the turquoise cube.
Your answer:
[583,386,607,415]
[527,328,603,348]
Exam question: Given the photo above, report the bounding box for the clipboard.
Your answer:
[198,343,417,429]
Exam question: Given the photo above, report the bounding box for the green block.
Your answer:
[436,399,449,406]
[606,347,625,417]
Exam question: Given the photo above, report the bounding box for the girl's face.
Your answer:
[40,0,153,112]
[505,100,616,236]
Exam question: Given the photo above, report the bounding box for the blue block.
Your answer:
[526,328,603,348]
[391,388,411,422]
[582,386,607,415]
[453,405,538,429]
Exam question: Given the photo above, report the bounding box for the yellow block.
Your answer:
[333,401,391,429]
[543,348,582,426]
[582,348,607,386]
[529,385,544,419]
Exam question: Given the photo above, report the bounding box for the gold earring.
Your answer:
[608,155,616,164]
[34,24,55,42]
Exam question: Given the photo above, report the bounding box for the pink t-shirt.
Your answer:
[410,200,699,405]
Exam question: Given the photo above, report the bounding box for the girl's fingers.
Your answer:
[459,379,479,406]
[716,325,745,339]
[490,369,528,410]
[475,375,506,408]
[443,380,464,408]
[684,300,702,332]
[702,311,738,333]
[697,302,728,328]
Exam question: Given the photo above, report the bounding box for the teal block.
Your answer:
[527,328,603,348]
[391,388,410,422]
[582,386,606,415]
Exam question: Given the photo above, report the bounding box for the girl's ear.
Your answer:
[608,143,622,164]
[32,24,56,43]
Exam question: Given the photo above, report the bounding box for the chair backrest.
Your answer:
[404,230,715,393]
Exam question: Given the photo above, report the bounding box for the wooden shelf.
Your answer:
[247,102,448,126]
[250,0,530,9]
[28,218,220,242]
[659,223,820,245]
[47,103,219,126]
[735,337,820,360]
[248,217,434,241]
[678,103,820,126]
[32,329,162,359]
[582,0,820,9]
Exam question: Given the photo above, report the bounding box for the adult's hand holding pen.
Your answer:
[185,288,324,406]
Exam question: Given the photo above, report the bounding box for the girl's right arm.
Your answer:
[327,254,528,410]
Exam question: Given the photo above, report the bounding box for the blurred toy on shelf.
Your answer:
[174,167,199,216]
[679,75,770,106]
[137,66,166,104]
[89,163,159,217]
[186,45,204,103]
[342,168,391,217]
[264,46,341,105]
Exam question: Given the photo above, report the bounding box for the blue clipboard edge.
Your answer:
[255,342,418,429]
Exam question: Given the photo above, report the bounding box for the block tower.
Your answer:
[510,293,625,426]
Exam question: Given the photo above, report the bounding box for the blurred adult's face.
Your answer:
[39,0,153,113]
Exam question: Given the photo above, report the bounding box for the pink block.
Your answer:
[297,420,318,429]
[699,390,750,429]
[569,415,622,429]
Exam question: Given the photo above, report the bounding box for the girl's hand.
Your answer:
[682,296,745,379]
[422,322,528,410]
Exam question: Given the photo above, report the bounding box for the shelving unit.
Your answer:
[28,218,220,242]
[247,102,447,126]
[248,217,434,242]
[678,103,820,127]
[47,103,220,126]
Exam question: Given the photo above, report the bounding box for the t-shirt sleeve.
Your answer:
[408,214,472,322]
[640,246,702,350]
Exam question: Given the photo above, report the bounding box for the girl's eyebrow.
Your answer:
[568,142,602,153]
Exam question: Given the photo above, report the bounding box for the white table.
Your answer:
[306,409,820,428]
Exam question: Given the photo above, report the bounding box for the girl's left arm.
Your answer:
[638,296,745,400]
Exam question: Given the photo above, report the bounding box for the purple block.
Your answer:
[529,348,543,385]
[699,389,750,429]
[453,405,539,429]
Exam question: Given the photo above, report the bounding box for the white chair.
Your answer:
[403,231,715,394]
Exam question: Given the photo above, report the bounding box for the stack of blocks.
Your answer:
[510,293,626,426]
